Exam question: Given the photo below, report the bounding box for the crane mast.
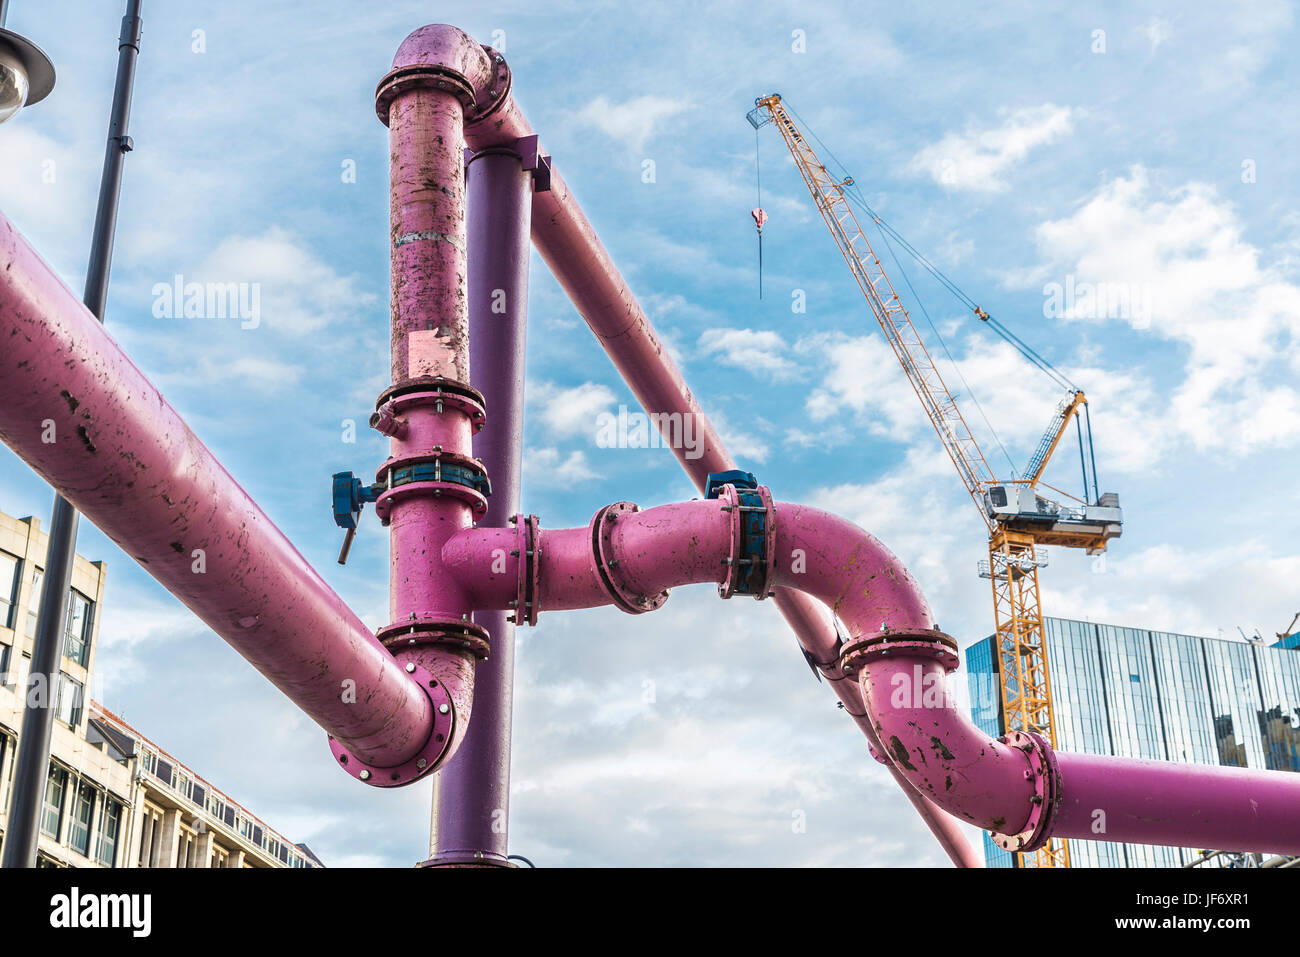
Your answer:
[750,94,1123,868]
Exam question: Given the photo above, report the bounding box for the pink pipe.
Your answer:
[0,213,433,769]
[367,26,492,776]
[857,659,1037,833]
[1053,752,1300,854]
[442,495,1300,857]
[445,33,981,864]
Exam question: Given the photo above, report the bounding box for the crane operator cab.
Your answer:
[982,485,1123,554]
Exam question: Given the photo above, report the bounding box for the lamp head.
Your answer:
[0,28,55,124]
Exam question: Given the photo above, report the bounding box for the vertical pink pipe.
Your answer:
[371,27,495,774]
[427,143,534,867]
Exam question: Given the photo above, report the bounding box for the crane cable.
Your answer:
[781,100,1077,394]
[874,221,1019,477]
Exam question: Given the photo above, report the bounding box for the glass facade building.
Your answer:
[965,618,1300,867]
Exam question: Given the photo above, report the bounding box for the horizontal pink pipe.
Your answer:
[1054,752,1300,855]
[447,496,1300,857]
[445,500,988,862]
[0,212,433,769]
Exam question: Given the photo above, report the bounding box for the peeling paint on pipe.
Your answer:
[0,213,434,769]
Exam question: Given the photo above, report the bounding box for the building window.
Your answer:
[25,566,42,638]
[0,550,19,629]
[55,672,84,727]
[0,642,10,686]
[63,590,93,667]
[97,798,122,866]
[40,765,67,839]
[68,781,95,856]
[137,808,160,867]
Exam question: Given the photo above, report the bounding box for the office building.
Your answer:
[0,510,322,868]
[966,616,1300,867]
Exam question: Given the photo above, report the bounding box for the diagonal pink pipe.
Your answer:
[0,213,433,769]
[443,495,1300,858]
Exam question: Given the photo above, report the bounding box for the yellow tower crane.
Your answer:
[748,94,1123,868]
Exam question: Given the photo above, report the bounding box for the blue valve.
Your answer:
[705,470,758,499]
[332,471,383,565]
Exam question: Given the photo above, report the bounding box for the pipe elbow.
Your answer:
[329,647,477,789]
[845,637,1054,851]
[379,24,511,129]
[766,502,1053,850]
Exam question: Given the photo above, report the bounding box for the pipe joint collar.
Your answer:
[376,27,509,127]
[589,501,669,614]
[377,619,491,661]
[507,513,541,626]
[328,660,455,788]
[373,450,491,522]
[990,730,1062,854]
[716,482,776,600]
[839,628,960,676]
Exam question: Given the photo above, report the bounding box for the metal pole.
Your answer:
[428,146,531,866]
[2,0,140,869]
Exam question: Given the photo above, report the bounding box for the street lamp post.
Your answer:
[0,0,141,869]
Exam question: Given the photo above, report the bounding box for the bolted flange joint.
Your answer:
[328,660,456,788]
[990,730,1063,854]
[707,473,776,600]
[377,619,491,661]
[507,513,541,626]
[588,501,669,615]
[839,628,961,676]
[375,40,511,127]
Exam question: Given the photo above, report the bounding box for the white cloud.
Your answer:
[707,408,771,465]
[575,95,689,152]
[1141,16,1174,53]
[697,328,796,377]
[524,447,601,486]
[1023,166,1300,454]
[912,104,1074,192]
[187,227,373,336]
[528,381,617,438]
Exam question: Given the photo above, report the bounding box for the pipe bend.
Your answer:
[761,503,1038,836]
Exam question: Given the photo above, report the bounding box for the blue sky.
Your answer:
[2,0,1298,866]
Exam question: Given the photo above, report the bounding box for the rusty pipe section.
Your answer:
[0,212,435,770]
[327,26,498,788]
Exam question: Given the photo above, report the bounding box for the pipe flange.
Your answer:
[839,628,961,675]
[328,661,454,788]
[373,450,491,522]
[377,375,486,413]
[378,388,486,435]
[509,513,541,626]
[466,45,512,125]
[375,64,478,125]
[991,730,1062,854]
[377,618,492,661]
[717,483,776,600]
[589,502,669,615]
